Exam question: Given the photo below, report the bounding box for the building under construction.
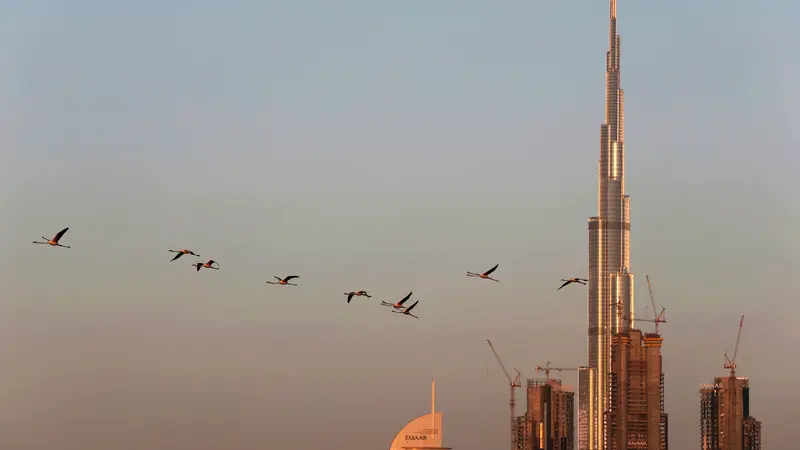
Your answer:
[604,328,667,450]
[515,415,534,450]
[524,378,575,450]
[699,377,762,450]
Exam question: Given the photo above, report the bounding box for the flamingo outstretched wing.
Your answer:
[398,291,412,305]
[53,227,69,242]
[482,264,499,276]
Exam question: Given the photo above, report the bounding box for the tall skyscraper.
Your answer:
[526,378,576,450]
[604,326,667,450]
[699,377,762,450]
[583,1,635,448]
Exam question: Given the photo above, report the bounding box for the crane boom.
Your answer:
[643,274,667,334]
[534,362,579,381]
[724,314,745,376]
[487,339,514,384]
[732,314,744,365]
[646,274,657,316]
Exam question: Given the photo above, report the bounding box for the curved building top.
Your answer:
[389,412,449,450]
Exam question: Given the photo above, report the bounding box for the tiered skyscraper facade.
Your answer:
[580,1,635,449]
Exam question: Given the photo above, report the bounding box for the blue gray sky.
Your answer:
[1,0,797,449]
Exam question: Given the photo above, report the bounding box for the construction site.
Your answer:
[486,274,669,450]
[699,315,762,450]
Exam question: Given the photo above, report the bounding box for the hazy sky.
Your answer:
[1,0,797,449]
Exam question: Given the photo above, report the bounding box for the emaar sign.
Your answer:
[405,435,429,441]
[389,412,443,450]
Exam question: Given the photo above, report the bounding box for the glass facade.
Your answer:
[578,367,595,450]
[584,3,635,449]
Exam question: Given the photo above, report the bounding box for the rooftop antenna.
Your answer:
[431,378,436,439]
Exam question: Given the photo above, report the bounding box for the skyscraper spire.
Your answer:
[579,0,635,449]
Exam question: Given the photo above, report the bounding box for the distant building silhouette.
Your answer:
[525,378,575,450]
[604,328,667,450]
[699,377,761,450]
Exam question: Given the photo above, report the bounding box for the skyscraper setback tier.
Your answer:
[583,1,635,449]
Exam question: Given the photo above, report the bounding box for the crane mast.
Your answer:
[487,340,521,450]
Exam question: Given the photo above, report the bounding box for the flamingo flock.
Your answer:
[32,227,589,319]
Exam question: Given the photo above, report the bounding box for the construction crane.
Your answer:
[721,314,745,450]
[724,314,745,377]
[487,340,521,450]
[613,296,629,329]
[534,361,579,381]
[643,274,667,334]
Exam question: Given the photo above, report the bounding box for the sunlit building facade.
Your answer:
[604,328,667,450]
[585,2,635,447]
[526,378,576,450]
[699,377,761,450]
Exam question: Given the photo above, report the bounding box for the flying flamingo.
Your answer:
[168,249,200,262]
[392,300,420,319]
[466,264,499,282]
[191,260,219,272]
[32,227,71,248]
[267,275,299,286]
[558,277,588,290]
[344,290,371,303]
[381,291,412,310]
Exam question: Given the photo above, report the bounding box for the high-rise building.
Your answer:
[517,415,534,450]
[699,377,762,450]
[742,417,762,450]
[578,367,596,450]
[604,326,667,450]
[584,1,635,448]
[526,378,576,450]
